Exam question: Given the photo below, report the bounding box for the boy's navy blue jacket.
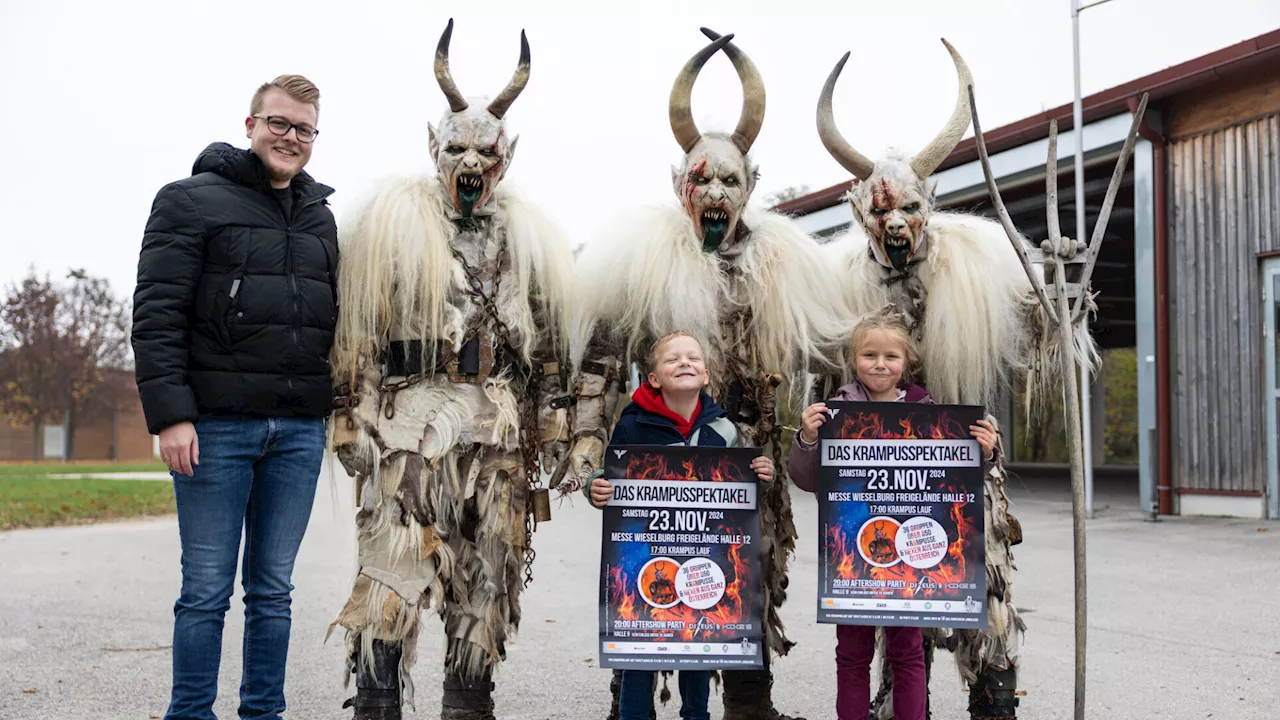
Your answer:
[607,390,736,448]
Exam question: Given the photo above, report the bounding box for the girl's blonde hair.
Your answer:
[647,331,703,372]
[849,306,920,382]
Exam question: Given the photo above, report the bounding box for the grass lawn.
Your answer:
[0,462,174,530]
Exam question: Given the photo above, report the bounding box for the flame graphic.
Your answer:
[609,565,641,621]
[624,452,748,484]
[826,483,978,598]
[649,537,754,641]
[608,531,755,642]
[838,409,969,440]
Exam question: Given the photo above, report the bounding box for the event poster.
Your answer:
[598,445,764,670]
[817,402,988,629]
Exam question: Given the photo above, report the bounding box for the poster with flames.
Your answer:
[817,402,988,629]
[598,446,764,670]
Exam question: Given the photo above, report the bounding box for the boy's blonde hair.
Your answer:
[647,331,703,373]
[250,74,321,116]
[849,306,920,382]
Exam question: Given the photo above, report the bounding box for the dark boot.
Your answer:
[968,666,1018,719]
[344,639,402,720]
[720,662,806,720]
[441,668,495,720]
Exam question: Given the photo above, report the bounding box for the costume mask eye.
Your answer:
[903,203,920,213]
[724,176,738,186]
[696,176,710,185]
[870,208,887,217]
[446,145,465,155]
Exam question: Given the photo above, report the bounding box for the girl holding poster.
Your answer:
[787,308,997,720]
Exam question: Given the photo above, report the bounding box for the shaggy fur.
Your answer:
[332,175,572,384]
[328,173,573,708]
[573,203,853,390]
[824,211,1096,409]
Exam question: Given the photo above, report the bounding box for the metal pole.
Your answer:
[1072,0,1095,520]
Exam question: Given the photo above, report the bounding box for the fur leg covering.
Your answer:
[344,639,403,720]
[720,655,806,720]
[440,666,495,720]
[967,667,1018,719]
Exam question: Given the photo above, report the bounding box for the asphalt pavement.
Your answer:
[2,461,1277,719]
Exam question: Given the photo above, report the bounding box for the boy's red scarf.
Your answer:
[631,384,701,439]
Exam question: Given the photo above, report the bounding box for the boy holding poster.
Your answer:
[788,308,997,720]
[589,331,774,720]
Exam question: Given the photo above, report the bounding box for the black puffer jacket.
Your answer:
[132,142,338,435]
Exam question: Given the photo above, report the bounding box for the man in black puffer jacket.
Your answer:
[131,74,336,720]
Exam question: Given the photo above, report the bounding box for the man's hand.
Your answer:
[590,477,614,508]
[159,421,199,476]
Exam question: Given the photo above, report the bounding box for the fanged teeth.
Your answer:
[458,175,483,189]
[702,209,728,221]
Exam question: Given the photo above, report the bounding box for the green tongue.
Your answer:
[702,218,728,253]
[458,185,481,218]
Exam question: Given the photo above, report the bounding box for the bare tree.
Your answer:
[762,184,810,208]
[0,271,63,460]
[0,268,132,461]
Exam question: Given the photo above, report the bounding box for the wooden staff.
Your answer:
[968,86,1148,720]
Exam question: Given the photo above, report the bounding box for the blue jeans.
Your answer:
[165,416,325,720]
[620,669,711,720]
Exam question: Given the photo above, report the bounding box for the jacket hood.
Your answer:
[620,389,726,431]
[191,142,330,198]
[830,377,933,404]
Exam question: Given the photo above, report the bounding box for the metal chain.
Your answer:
[449,235,542,587]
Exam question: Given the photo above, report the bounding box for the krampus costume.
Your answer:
[557,31,851,720]
[329,21,574,720]
[814,40,1093,720]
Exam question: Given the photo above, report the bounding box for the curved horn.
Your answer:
[910,39,975,179]
[699,28,766,154]
[816,52,874,181]
[434,19,469,113]
[487,30,531,119]
[669,33,735,154]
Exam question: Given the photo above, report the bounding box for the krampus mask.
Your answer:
[817,40,974,271]
[669,29,765,253]
[429,19,529,218]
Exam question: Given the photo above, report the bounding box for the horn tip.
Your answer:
[700,27,721,40]
[520,29,530,62]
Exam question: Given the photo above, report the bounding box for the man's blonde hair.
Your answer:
[647,331,704,373]
[250,74,321,116]
[849,306,920,382]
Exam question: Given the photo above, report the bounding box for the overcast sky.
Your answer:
[3,0,1278,300]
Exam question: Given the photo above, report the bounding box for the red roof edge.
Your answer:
[775,29,1280,217]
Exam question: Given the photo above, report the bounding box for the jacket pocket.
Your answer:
[220,272,245,347]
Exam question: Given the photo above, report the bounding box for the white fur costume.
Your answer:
[330,175,573,706]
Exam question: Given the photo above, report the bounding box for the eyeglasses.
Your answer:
[252,115,318,143]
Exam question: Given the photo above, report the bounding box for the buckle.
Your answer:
[447,336,494,384]
[549,395,576,410]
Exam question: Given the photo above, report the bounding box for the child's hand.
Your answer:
[970,419,998,461]
[751,456,775,484]
[590,477,614,507]
[799,402,829,445]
